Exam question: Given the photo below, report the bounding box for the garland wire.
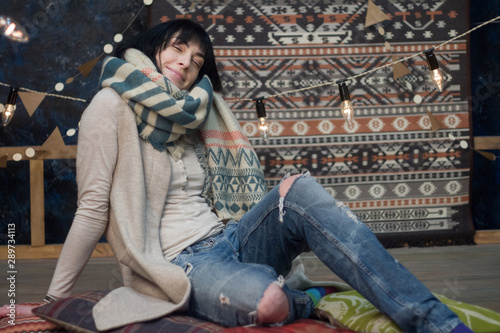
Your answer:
[1,11,499,106]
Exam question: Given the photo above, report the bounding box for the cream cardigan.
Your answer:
[85,88,192,330]
[51,88,349,331]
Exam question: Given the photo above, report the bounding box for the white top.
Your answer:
[161,140,224,261]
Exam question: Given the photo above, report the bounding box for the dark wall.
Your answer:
[469,1,500,230]
[0,1,147,245]
[0,1,498,245]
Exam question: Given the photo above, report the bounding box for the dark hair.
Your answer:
[114,19,222,91]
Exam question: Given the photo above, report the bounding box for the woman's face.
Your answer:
[156,36,205,91]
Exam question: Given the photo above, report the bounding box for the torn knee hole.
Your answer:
[278,174,302,223]
[273,275,285,288]
[279,174,300,198]
[278,197,286,223]
[219,293,231,305]
[257,280,289,325]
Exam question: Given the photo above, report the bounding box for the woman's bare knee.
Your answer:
[257,283,289,324]
[279,174,301,197]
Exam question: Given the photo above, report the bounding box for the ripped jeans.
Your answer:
[171,173,462,332]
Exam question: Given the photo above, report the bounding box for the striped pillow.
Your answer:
[32,290,224,333]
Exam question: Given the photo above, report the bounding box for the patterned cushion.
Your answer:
[32,290,224,333]
[31,289,355,332]
[315,290,500,333]
[0,302,63,333]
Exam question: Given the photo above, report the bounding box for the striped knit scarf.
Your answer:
[201,93,267,220]
[99,48,213,152]
[99,49,267,221]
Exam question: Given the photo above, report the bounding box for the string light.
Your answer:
[0,12,498,135]
[338,80,354,125]
[223,15,500,135]
[2,87,18,126]
[0,82,88,102]
[0,16,28,43]
[424,48,444,92]
[255,98,269,141]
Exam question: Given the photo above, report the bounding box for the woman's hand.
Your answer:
[0,304,37,318]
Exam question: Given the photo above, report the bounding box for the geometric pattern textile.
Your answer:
[30,290,358,332]
[150,0,474,246]
[0,302,63,333]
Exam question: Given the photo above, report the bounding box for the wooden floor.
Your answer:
[2,244,499,313]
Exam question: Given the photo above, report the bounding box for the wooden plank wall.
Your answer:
[474,136,500,150]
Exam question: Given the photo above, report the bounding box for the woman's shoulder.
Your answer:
[83,88,131,121]
[90,88,128,108]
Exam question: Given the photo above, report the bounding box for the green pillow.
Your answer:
[315,290,500,333]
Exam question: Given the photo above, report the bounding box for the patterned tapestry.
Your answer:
[150,0,474,246]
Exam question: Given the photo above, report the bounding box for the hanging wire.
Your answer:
[227,14,500,103]
[0,82,88,102]
[0,4,147,105]
[434,15,500,51]
[2,13,499,106]
[121,4,146,33]
[65,4,146,85]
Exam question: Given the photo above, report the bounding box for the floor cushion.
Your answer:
[32,290,223,332]
[31,290,356,332]
[315,290,500,333]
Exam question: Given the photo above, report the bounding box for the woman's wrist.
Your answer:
[43,294,60,303]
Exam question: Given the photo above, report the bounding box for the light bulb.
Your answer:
[3,87,18,126]
[0,16,29,43]
[2,104,15,126]
[340,100,354,125]
[338,81,354,125]
[255,98,269,142]
[424,48,444,92]
[430,68,444,92]
[258,117,269,141]
[5,22,15,35]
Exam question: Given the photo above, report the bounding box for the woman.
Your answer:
[1,19,471,333]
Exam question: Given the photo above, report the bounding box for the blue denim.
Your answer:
[172,173,463,332]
